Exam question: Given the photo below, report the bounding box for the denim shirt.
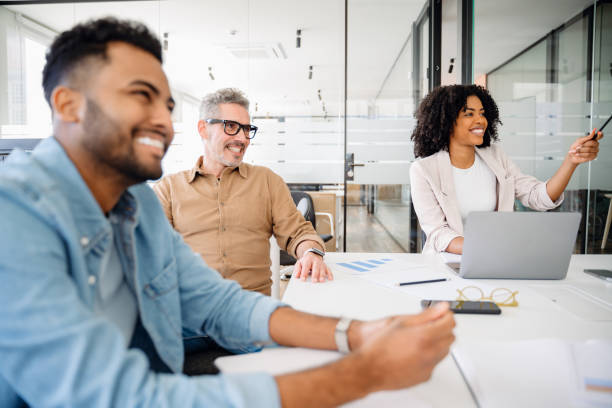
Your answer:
[0,138,283,408]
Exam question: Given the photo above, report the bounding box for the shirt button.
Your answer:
[80,236,89,247]
[88,275,96,285]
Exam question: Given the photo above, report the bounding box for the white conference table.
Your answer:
[218,253,612,407]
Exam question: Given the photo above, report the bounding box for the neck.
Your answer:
[55,135,130,214]
[449,140,476,169]
[201,156,232,178]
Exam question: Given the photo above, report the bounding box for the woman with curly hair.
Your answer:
[410,84,602,254]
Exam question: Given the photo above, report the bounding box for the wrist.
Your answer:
[335,317,352,353]
[303,247,324,259]
[347,320,363,350]
[564,153,579,168]
[333,351,376,397]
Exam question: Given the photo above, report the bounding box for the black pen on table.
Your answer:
[397,278,448,286]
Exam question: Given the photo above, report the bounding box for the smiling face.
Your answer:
[450,95,488,148]
[199,103,251,171]
[74,41,175,183]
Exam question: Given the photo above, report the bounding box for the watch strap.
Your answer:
[304,247,325,258]
[334,317,352,353]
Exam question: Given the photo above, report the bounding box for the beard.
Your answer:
[81,98,164,183]
[214,150,242,167]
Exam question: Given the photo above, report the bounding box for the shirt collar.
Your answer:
[30,137,140,248]
[188,156,248,183]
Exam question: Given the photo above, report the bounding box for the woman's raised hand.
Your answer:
[567,129,603,165]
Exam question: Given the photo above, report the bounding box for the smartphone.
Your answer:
[421,299,501,315]
[592,112,612,140]
[584,269,612,282]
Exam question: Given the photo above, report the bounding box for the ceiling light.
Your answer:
[208,67,215,80]
[296,29,302,48]
[224,43,286,60]
[308,65,313,80]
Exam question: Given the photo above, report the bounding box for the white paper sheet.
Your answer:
[452,339,612,408]
[332,259,499,301]
[216,347,472,408]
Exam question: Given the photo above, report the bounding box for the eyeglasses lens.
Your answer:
[224,121,240,135]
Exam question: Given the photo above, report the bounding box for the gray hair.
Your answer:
[199,88,250,119]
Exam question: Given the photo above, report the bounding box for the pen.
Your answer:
[590,112,611,140]
[397,278,448,286]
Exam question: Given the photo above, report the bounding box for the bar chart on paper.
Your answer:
[331,257,480,300]
[335,258,395,273]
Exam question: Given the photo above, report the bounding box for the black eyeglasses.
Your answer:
[205,119,258,139]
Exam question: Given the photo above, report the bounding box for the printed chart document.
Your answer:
[452,339,612,408]
[332,257,499,300]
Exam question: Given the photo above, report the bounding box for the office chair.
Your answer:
[279,191,334,265]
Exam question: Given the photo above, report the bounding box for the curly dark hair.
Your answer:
[411,84,501,158]
[42,17,162,106]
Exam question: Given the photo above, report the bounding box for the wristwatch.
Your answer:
[304,247,325,258]
[335,317,352,353]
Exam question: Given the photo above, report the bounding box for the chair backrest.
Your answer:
[290,191,316,230]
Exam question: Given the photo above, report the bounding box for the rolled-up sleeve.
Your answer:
[503,150,564,211]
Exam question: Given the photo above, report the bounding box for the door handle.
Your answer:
[345,153,366,181]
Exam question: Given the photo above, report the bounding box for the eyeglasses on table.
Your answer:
[456,285,519,307]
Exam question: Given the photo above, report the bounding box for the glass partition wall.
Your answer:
[346,0,429,252]
[1,0,608,253]
[0,0,429,254]
[474,0,611,253]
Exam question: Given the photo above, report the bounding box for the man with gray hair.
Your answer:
[154,88,332,295]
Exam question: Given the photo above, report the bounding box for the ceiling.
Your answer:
[3,0,597,117]
[5,0,422,117]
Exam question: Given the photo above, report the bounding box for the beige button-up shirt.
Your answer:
[153,157,323,294]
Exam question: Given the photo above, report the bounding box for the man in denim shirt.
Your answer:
[0,18,455,408]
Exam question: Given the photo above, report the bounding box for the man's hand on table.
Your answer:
[293,250,333,283]
[274,302,456,407]
[350,301,455,390]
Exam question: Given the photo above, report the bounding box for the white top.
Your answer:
[452,153,497,223]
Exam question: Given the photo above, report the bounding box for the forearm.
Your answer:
[445,236,464,254]
[275,352,371,408]
[275,306,457,407]
[269,307,363,350]
[546,157,578,202]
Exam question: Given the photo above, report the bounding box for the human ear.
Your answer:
[197,119,209,141]
[51,86,84,123]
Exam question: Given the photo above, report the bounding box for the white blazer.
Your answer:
[410,144,563,254]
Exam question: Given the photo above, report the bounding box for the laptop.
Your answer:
[456,211,581,279]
